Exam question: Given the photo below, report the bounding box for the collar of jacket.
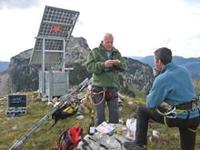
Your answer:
[160,62,174,74]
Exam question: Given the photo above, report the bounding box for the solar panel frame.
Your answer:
[30,6,79,65]
[37,5,79,38]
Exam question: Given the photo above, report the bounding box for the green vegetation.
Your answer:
[0,91,200,150]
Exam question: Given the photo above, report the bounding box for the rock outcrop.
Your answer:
[0,37,153,96]
[122,57,153,94]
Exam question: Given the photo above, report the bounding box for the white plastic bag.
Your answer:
[126,118,137,140]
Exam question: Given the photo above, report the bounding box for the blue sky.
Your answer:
[0,0,200,61]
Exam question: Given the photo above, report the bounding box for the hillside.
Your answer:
[0,90,200,150]
[133,56,200,77]
[1,37,199,149]
[1,78,200,150]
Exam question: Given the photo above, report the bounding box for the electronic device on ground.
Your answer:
[6,94,27,117]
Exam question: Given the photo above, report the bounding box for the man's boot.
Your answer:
[123,141,147,150]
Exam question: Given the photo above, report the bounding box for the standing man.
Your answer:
[124,47,200,150]
[86,33,127,126]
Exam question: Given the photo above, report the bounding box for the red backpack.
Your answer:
[57,125,83,150]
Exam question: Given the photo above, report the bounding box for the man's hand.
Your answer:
[104,60,114,68]
[104,59,121,68]
[112,59,121,65]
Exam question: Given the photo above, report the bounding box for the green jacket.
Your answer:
[86,45,127,89]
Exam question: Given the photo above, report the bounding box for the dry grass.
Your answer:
[0,91,200,150]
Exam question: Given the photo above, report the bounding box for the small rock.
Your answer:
[118,93,125,100]
[152,130,159,138]
[149,130,160,143]
[128,101,133,105]
[76,115,84,120]
[42,97,48,102]
[0,109,4,114]
[47,101,54,106]
[53,101,60,107]
[51,97,58,103]
[119,106,123,112]
[12,125,18,131]
[0,97,6,101]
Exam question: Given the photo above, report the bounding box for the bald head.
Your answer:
[102,33,114,51]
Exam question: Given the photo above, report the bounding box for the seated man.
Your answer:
[124,47,200,150]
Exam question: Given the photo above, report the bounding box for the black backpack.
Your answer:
[52,103,78,127]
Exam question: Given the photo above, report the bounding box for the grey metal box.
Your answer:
[39,71,69,100]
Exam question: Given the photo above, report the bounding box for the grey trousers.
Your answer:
[91,86,119,126]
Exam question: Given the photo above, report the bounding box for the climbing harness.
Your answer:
[91,88,106,106]
[156,98,200,132]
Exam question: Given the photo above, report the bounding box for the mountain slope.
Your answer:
[0,91,199,149]
[136,56,200,77]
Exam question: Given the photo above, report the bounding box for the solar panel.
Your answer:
[38,6,78,37]
[34,38,64,51]
[30,6,79,65]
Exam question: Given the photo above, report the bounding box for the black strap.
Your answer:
[198,108,200,120]
[186,111,190,120]
[176,102,192,110]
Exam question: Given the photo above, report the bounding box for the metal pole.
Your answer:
[42,38,45,95]
[62,39,66,72]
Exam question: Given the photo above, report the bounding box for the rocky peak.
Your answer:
[65,37,90,65]
[0,37,153,96]
[10,49,32,67]
[123,57,153,93]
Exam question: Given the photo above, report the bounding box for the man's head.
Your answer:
[102,33,114,51]
[154,47,172,71]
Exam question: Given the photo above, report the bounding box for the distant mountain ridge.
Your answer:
[132,56,200,77]
[0,61,9,72]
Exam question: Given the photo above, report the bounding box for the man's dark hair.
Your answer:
[154,47,172,65]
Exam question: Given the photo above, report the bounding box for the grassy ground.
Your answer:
[0,91,200,150]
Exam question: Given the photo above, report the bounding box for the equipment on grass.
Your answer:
[9,78,90,150]
[51,102,79,127]
[6,95,27,117]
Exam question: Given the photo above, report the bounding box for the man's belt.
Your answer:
[176,102,192,110]
[175,98,200,110]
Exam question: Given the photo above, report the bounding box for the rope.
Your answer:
[86,89,106,127]
[90,88,106,106]
[188,128,197,133]
[163,116,168,128]
[156,108,168,127]
[156,99,200,133]
[156,107,198,133]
